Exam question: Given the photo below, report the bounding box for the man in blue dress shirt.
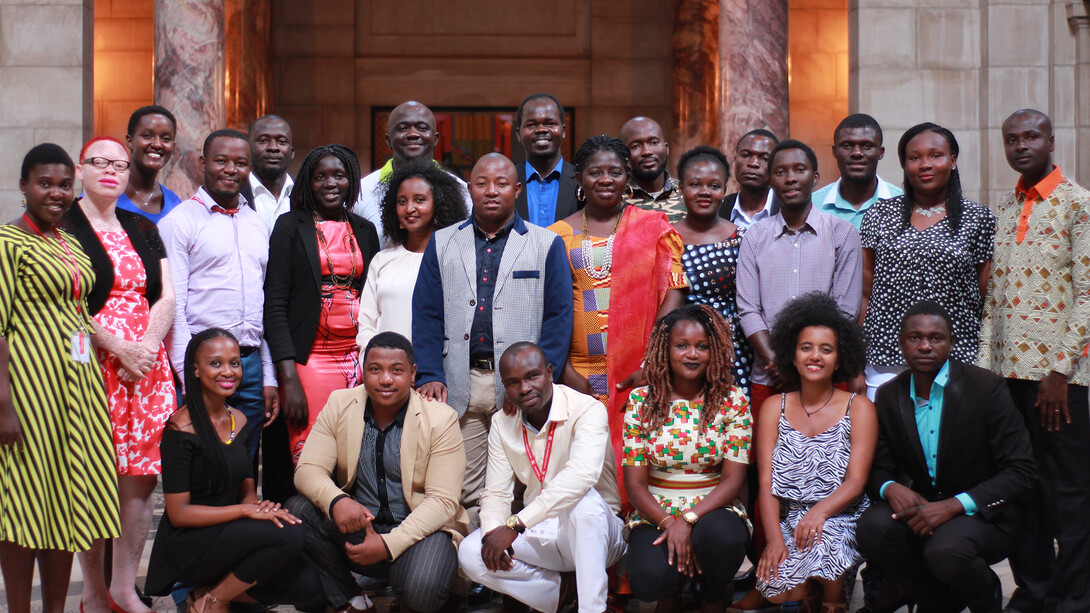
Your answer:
[513,93,580,226]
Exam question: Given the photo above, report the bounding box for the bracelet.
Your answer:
[657,515,674,529]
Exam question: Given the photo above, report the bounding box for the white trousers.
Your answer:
[459,488,627,613]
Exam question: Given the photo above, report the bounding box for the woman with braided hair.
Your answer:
[622,304,752,613]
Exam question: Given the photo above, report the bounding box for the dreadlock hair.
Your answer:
[380,160,468,246]
[897,122,964,235]
[572,135,632,176]
[639,304,735,436]
[770,293,866,389]
[291,144,362,215]
[182,327,240,496]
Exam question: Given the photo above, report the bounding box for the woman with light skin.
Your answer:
[118,106,182,224]
[144,329,321,613]
[356,160,467,350]
[61,137,177,613]
[0,144,119,613]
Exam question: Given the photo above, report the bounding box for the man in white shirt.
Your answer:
[246,114,295,230]
[459,342,625,613]
[719,129,780,229]
[352,100,471,246]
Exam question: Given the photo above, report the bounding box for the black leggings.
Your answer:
[628,508,750,604]
[177,518,323,610]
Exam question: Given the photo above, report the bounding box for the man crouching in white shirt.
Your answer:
[459,342,626,613]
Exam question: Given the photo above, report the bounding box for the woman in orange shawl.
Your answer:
[549,135,687,504]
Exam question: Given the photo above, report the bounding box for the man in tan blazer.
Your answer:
[287,332,469,613]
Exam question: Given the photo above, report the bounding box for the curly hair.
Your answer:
[676,145,730,183]
[379,160,468,245]
[572,135,631,175]
[291,144,362,215]
[770,292,866,389]
[639,304,735,435]
[897,122,964,234]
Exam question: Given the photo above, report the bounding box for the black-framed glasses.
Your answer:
[82,157,131,171]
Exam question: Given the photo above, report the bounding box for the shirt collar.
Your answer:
[193,186,250,213]
[525,158,564,183]
[627,172,676,199]
[364,397,409,429]
[729,189,776,225]
[1015,165,1063,202]
[821,177,896,210]
[250,172,294,201]
[518,389,569,433]
[471,211,522,239]
[908,360,951,408]
[773,206,820,237]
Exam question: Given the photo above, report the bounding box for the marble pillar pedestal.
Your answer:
[154,0,226,199]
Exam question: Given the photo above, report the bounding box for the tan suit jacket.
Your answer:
[295,387,470,559]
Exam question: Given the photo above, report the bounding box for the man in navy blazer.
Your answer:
[513,93,580,225]
[412,152,573,524]
[857,301,1036,613]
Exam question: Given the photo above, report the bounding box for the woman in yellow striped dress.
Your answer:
[0,144,120,613]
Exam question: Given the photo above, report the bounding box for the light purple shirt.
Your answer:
[737,207,863,386]
[159,186,276,388]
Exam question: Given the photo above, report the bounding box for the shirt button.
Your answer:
[470,299,476,306]
[464,334,470,340]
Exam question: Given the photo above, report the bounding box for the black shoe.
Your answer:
[467,583,494,607]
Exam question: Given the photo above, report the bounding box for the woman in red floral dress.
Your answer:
[61,136,176,613]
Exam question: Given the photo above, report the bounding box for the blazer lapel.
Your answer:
[556,162,579,219]
[400,393,423,504]
[456,225,478,290]
[342,387,367,489]
[296,212,321,292]
[494,227,528,296]
[515,165,530,220]
[896,375,929,480]
[934,362,963,484]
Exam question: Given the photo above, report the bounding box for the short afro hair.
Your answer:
[21,143,74,182]
[676,145,730,183]
[769,139,818,173]
[515,93,565,129]
[900,300,955,341]
[127,105,177,137]
[770,292,866,388]
[364,331,414,365]
[203,128,249,157]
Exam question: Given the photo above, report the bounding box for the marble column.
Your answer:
[1068,1,1090,185]
[718,0,789,159]
[225,0,272,131]
[154,0,226,198]
[672,0,721,157]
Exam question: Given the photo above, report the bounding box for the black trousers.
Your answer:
[1006,379,1090,613]
[176,518,325,611]
[627,508,750,604]
[857,501,1009,613]
[286,495,458,613]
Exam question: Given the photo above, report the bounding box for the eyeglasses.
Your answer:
[82,157,131,171]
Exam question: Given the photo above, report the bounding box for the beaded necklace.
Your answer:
[580,208,624,280]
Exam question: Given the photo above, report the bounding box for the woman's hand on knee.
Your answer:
[757,537,788,583]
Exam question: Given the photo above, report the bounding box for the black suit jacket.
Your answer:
[59,201,165,316]
[264,208,381,365]
[515,160,581,224]
[869,360,1037,535]
[718,191,781,221]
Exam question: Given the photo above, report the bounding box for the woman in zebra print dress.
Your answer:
[754,293,876,613]
[0,145,120,613]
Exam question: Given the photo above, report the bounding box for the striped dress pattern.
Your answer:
[757,393,868,597]
[0,224,120,552]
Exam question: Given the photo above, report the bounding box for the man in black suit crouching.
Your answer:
[856,301,1036,613]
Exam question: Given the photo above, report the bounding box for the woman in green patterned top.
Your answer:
[0,144,119,613]
[622,303,751,613]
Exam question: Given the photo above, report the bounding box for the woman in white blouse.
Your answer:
[356,160,468,350]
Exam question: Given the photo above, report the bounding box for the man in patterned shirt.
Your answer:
[620,116,686,223]
[978,109,1090,613]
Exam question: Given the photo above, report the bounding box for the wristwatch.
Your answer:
[682,510,699,525]
[505,515,526,534]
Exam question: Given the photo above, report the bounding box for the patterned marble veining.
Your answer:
[672,0,721,157]
[154,0,226,199]
[225,0,271,131]
[718,0,789,163]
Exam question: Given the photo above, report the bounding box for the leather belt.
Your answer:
[239,345,259,358]
[470,357,495,371]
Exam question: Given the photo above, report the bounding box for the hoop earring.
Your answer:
[576,186,585,203]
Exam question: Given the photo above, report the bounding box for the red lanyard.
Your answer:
[23,214,83,311]
[522,422,557,485]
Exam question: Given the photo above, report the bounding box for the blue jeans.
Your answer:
[229,350,266,461]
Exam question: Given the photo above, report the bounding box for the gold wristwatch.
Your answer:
[682,510,699,525]
[505,515,526,534]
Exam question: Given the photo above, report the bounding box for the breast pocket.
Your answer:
[512,270,540,279]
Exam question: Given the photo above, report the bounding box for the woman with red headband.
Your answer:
[60,136,176,613]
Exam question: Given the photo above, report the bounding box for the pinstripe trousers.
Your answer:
[285,495,458,612]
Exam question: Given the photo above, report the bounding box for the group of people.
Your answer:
[0,92,1086,613]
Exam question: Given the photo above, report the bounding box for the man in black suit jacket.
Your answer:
[513,93,580,225]
[857,301,1036,613]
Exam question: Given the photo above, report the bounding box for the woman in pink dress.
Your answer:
[61,136,176,613]
[264,145,381,462]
